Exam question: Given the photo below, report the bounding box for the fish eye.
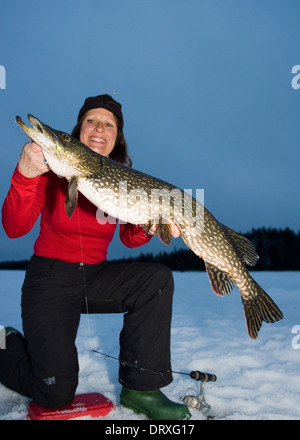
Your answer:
[62,133,71,142]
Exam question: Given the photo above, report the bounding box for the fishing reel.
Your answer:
[180,370,217,418]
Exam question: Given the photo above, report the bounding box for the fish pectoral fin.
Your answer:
[221,224,259,266]
[205,262,235,296]
[65,176,78,218]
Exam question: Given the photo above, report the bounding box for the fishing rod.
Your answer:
[90,348,217,383]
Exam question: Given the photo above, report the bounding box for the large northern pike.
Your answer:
[16,114,283,339]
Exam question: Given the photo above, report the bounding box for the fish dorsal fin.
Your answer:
[205,262,235,296]
[221,224,259,266]
[65,176,78,218]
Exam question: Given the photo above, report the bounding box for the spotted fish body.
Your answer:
[16,114,283,339]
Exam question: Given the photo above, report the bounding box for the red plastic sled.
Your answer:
[28,392,114,420]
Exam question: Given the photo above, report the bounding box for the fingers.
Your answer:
[18,142,50,178]
[170,220,181,238]
[26,141,42,153]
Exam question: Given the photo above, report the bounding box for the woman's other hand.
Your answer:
[142,219,181,238]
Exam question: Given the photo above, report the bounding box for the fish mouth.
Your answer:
[15,114,58,150]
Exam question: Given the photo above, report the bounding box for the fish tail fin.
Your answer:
[241,281,283,339]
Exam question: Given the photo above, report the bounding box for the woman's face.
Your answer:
[79,108,118,157]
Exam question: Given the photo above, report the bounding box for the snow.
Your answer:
[0,270,299,420]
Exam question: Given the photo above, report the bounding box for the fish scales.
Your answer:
[15,114,283,339]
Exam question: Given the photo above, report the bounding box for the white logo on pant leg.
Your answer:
[43,376,56,385]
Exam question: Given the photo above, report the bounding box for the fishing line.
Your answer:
[76,207,93,349]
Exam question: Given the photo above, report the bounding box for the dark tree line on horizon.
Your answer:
[0,227,299,271]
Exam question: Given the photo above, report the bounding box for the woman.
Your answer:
[1,94,190,420]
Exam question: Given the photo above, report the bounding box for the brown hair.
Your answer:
[71,115,132,167]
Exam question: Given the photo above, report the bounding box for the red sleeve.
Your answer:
[119,223,153,248]
[1,165,48,238]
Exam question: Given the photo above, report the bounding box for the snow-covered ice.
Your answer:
[0,270,299,420]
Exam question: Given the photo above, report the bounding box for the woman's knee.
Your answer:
[32,375,78,408]
[153,264,174,293]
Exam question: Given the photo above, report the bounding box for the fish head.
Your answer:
[16,114,98,178]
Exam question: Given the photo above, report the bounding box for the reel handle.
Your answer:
[190,370,217,382]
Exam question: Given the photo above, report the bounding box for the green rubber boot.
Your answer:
[120,387,191,420]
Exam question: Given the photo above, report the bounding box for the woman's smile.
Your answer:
[80,108,118,156]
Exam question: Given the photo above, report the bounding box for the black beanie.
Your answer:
[77,94,124,129]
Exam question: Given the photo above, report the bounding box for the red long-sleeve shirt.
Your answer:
[2,166,152,264]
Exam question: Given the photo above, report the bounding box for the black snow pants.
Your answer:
[0,255,174,407]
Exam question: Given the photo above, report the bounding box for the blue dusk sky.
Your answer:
[0,0,299,261]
